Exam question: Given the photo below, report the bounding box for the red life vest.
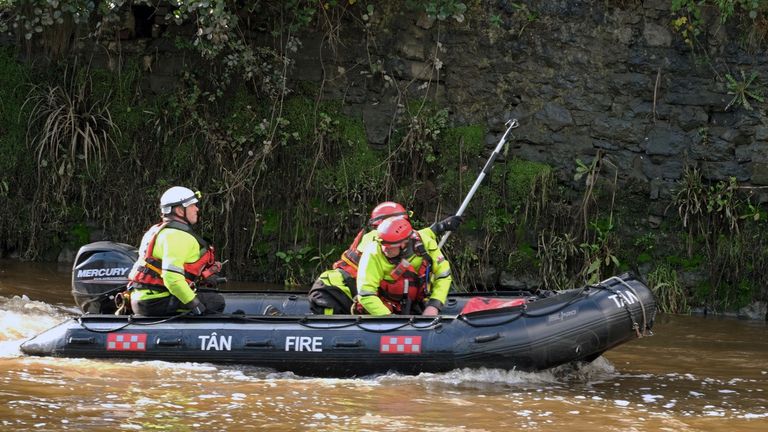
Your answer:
[129,220,216,289]
[376,232,432,313]
[378,259,429,311]
[332,228,366,278]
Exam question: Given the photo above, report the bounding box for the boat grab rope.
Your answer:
[76,313,187,333]
[458,287,589,328]
[292,315,443,332]
[76,312,443,334]
[596,275,650,338]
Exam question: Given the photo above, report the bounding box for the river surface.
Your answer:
[1,259,766,431]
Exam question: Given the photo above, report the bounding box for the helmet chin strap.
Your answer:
[165,207,192,225]
[181,207,193,225]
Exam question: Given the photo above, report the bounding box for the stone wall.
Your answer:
[285,0,768,217]
[92,1,767,214]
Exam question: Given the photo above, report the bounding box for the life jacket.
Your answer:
[376,232,433,314]
[129,220,216,290]
[332,228,366,278]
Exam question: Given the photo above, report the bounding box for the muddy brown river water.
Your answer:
[1,259,766,431]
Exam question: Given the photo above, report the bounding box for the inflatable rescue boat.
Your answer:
[20,242,656,377]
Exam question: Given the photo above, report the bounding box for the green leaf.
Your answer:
[587,259,600,274]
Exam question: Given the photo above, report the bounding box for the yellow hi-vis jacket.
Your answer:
[356,228,452,315]
[128,223,207,304]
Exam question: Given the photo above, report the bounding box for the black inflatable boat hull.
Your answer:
[21,274,656,377]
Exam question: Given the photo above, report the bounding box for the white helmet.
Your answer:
[160,186,200,214]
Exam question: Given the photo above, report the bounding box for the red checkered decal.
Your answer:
[107,333,147,351]
[380,336,422,354]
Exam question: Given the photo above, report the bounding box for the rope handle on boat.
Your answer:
[295,315,443,332]
[76,313,187,333]
[458,310,524,327]
[597,275,650,338]
[458,286,590,328]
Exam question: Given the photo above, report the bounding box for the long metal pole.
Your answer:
[439,118,519,248]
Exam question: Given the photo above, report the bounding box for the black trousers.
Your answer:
[131,291,225,316]
[308,278,354,315]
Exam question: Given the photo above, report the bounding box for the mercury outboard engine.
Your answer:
[71,241,138,314]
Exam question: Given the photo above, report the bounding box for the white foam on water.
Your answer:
[132,360,218,373]
[0,295,74,357]
[412,367,557,386]
[642,394,664,403]
[319,357,618,395]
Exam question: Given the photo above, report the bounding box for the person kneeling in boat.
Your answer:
[308,202,461,315]
[355,216,452,316]
[308,201,409,315]
[127,186,225,316]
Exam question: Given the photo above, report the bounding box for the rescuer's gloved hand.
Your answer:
[198,274,227,288]
[209,261,224,274]
[430,215,463,236]
[186,297,207,316]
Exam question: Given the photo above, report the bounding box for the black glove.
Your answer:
[200,275,227,288]
[185,297,207,316]
[431,215,463,236]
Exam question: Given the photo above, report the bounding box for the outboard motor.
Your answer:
[71,241,138,314]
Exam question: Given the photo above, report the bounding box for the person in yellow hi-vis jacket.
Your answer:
[128,186,225,316]
[308,201,409,315]
[355,216,453,316]
[308,202,461,315]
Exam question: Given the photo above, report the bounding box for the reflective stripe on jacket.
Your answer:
[356,228,451,315]
[332,230,379,278]
[128,219,215,304]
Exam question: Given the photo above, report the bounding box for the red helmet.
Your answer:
[368,201,408,228]
[377,217,413,244]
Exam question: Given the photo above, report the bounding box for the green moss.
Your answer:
[312,101,385,206]
[317,140,385,204]
[336,111,367,146]
[261,208,281,236]
[281,96,317,143]
[506,242,539,274]
[69,223,91,248]
[666,254,704,270]
[444,125,485,156]
[692,280,712,305]
[505,158,552,205]
[636,252,652,264]
[293,80,321,99]
[437,124,485,201]
[220,86,268,152]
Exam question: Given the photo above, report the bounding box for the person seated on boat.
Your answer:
[354,216,452,316]
[127,186,225,316]
[308,202,461,315]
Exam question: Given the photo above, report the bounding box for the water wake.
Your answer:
[0,295,73,357]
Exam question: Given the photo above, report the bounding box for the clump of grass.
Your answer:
[647,263,689,314]
[23,66,118,186]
